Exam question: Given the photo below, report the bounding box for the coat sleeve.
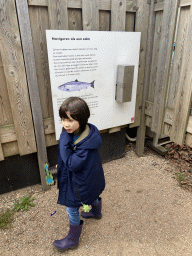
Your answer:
[59,131,89,172]
[57,140,68,188]
[62,146,89,173]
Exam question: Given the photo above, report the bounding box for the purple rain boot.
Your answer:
[81,197,102,219]
[53,220,83,251]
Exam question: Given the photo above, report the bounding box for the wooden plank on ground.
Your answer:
[166,6,190,109]
[28,6,53,119]
[135,0,155,156]
[82,0,99,30]
[48,0,68,30]
[111,0,126,31]
[170,5,192,145]
[15,0,49,191]
[151,0,179,134]
[130,0,150,128]
[0,0,37,155]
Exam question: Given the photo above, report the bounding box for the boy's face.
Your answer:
[61,111,80,134]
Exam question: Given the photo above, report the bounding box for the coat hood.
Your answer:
[59,123,102,154]
[75,123,102,150]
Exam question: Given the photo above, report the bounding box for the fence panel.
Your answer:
[0,0,37,158]
[143,0,192,149]
[170,4,192,145]
[151,0,179,135]
[0,0,150,160]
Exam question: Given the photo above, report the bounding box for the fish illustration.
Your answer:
[58,79,95,92]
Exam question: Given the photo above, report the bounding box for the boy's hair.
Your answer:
[59,97,90,134]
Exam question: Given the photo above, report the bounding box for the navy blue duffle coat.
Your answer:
[57,123,105,207]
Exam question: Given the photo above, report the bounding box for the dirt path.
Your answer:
[1,146,192,255]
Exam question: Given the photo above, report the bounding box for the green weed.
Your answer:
[13,194,35,212]
[0,194,35,230]
[177,172,187,188]
[0,208,15,229]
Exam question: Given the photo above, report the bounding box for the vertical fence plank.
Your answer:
[68,8,82,30]
[28,7,53,119]
[171,5,192,145]
[147,11,163,103]
[0,51,13,126]
[82,0,99,30]
[48,0,68,30]
[166,6,189,109]
[151,0,179,134]
[0,0,37,156]
[15,0,49,191]
[99,10,111,31]
[111,0,126,31]
[135,0,156,156]
[130,0,150,128]
[125,12,135,31]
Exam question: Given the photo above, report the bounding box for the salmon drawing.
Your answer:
[58,79,95,92]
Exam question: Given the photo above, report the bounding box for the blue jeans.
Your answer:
[66,199,99,225]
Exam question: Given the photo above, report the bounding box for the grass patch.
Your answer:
[177,172,187,188]
[0,194,35,230]
[13,193,35,212]
[178,172,186,183]
[0,208,15,230]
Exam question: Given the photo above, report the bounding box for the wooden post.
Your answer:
[15,0,50,191]
[135,0,156,156]
[129,0,150,129]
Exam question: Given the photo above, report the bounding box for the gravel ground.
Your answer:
[1,145,192,255]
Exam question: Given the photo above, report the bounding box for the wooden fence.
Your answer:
[136,0,192,156]
[0,0,150,189]
[2,0,192,188]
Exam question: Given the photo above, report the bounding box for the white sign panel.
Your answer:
[46,30,141,140]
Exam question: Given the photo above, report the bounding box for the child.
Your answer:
[53,97,105,251]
